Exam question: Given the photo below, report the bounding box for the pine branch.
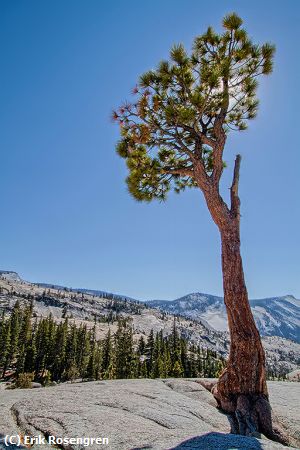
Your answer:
[230,154,241,217]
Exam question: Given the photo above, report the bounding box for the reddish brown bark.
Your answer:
[213,223,270,434]
[216,223,268,403]
[194,156,288,442]
[213,222,288,442]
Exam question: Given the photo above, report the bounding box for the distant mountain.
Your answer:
[0,270,22,283]
[148,293,300,343]
[1,270,300,375]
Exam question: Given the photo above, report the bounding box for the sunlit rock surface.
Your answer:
[0,379,299,450]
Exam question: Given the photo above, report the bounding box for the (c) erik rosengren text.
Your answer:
[3,434,109,447]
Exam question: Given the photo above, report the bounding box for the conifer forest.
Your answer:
[0,300,226,386]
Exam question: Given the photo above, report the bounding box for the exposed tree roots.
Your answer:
[198,380,290,446]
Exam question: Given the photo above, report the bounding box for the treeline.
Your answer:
[0,301,225,384]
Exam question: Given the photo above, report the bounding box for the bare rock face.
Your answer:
[287,368,300,382]
[0,379,299,450]
[0,271,22,283]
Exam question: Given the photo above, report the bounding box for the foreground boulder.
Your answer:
[0,379,299,449]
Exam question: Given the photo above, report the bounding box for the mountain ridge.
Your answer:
[1,270,300,376]
[148,292,300,343]
[1,270,300,344]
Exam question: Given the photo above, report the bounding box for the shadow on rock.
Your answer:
[0,434,27,450]
[131,446,153,450]
[168,432,264,450]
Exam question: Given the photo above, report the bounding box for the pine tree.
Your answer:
[113,12,276,437]
[170,319,181,367]
[138,335,146,355]
[24,324,37,374]
[93,342,102,380]
[107,349,116,380]
[146,329,154,374]
[102,329,113,378]
[52,319,68,381]
[86,324,97,379]
[65,322,78,376]
[172,360,184,377]
[115,319,134,379]
[162,343,172,378]
[139,356,148,378]
[16,305,32,375]
[9,300,21,367]
[151,332,161,378]
[76,324,90,379]
[180,338,188,377]
[34,317,51,376]
[0,321,11,377]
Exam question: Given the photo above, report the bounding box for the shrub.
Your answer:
[15,372,34,389]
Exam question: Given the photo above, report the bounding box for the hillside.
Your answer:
[0,271,226,355]
[0,271,299,375]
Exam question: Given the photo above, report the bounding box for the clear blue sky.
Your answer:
[1,0,299,300]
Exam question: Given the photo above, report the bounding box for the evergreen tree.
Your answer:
[115,319,134,379]
[76,324,90,379]
[139,355,148,378]
[151,332,161,378]
[24,319,37,374]
[16,304,32,375]
[0,321,11,377]
[93,342,102,380]
[52,319,68,381]
[113,12,276,436]
[180,338,188,377]
[138,335,146,355]
[34,317,51,376]
[9,300,21,366]
[161,342,172,378]
[107,349,116,380]
[146,329,154,374]
[172,360,184,377]
[0,303,227,386]
[102,329,112,378]
[170,318,181,369]
[65,323,78,375]
[86,324,98,379]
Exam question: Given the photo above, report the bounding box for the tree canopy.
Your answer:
[113,13,275,202]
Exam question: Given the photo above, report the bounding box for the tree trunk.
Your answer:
[212,221,268,430]
[194,157,288,443]
[207,220,287,443]
[218,221,267,399]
